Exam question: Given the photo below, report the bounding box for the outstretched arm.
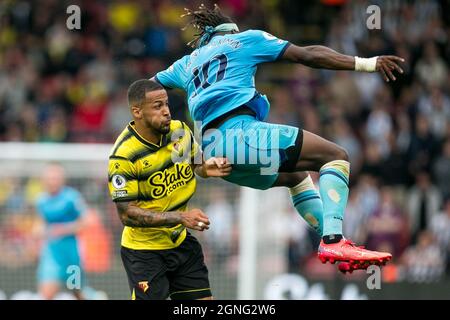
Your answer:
[282,44,404,82]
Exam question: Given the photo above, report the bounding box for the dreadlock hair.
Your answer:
[181,3,235,48]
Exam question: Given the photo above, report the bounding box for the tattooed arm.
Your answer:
[115,201,210,231]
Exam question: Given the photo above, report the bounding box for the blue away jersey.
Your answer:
[36,186,86,251]
[155,29,290,128]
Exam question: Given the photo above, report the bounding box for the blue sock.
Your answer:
[319,160,350,237]
[290,175,323,236]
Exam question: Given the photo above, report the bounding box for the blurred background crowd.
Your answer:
[0,0,449,298]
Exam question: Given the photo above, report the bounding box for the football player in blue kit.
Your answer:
[36,163,88,299]
[152,4,404,271]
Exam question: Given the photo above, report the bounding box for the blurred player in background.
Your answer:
[108,79,231,300]
[35,163,88,299]
[152,4,405,272]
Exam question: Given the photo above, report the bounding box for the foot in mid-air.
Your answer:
[318,238,392,268]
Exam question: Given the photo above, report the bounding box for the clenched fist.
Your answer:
[180,208,210,231]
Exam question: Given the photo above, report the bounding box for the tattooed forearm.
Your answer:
[115,202,182,227]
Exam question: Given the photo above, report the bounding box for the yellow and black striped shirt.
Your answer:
[108,120,200,250]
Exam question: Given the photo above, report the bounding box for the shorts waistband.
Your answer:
[202,106,256,134]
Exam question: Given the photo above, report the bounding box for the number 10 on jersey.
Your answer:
[191,54,228,98]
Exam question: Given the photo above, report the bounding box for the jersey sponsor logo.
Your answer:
[112,174,126,189]
[138,281,149,293]
[113,190,128,198]
[148,163,194,199]
[262,31,277,41]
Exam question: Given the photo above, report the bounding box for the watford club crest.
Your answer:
[138,281,149,293]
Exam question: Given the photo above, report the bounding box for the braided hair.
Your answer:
[181,3,235,48]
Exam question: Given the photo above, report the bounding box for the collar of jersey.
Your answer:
[209,32,230,42]
[127,121,164,149]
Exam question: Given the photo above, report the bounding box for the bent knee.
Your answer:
[322,145,349,164]
[273,172,309,188]
[334,146,349,162]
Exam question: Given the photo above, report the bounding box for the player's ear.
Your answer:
[131,104,142,119]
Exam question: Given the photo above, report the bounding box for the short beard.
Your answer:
[157,125,170,135]
[144,121,170,135]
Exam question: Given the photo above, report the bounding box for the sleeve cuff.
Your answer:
[276,42,291,60]
[112,195,138,202]
[154,74,172,89]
